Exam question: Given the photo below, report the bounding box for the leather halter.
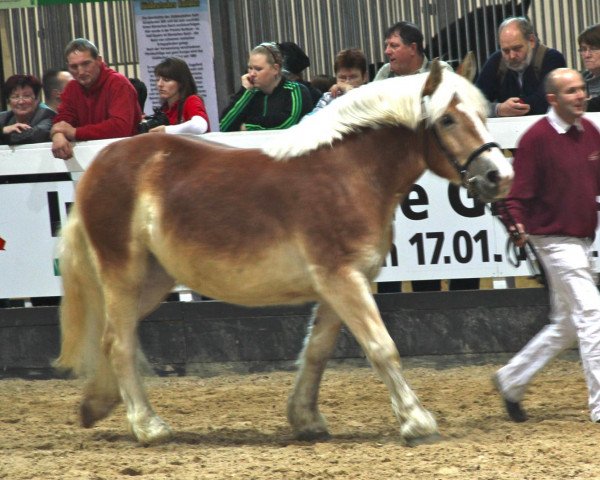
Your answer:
[421,95,501,186]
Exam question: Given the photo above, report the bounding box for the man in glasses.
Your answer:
[476,16,566,117]
[50,38,141,160]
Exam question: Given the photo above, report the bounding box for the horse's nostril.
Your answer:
[486,170,499,184]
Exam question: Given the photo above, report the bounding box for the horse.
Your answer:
[54,60,513,446]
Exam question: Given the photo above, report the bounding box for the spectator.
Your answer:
[493,68,600,423]
[578,23,600,113]
[145,57,210,135]
[310,48,368,114]
[374,21,451,293]
[41,68,72,113]
[220,42,312,132]
[128,77,148,112]
[310,74,336,94]
[278,41,322,106]
[0,74,55,145]
[51,38,141,160]
[476,16,566,117]
[374,21,452,81]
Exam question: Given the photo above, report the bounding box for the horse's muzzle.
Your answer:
[465,149,513,203]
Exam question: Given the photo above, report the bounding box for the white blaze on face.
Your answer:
[456,103,514,181]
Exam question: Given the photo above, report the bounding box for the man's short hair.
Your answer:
[384,21,424,56]
[42,68,61,99]
[544,68,567,96]
[64,38,99,60]
[498,16,534,39]
[334,49,367,75]
[578,23,600,48]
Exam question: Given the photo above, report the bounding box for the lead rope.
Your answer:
[491,200,547,287]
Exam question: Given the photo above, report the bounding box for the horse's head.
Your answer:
[421,60,513,203]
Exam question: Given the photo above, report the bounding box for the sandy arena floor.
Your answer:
[1,357,599,480]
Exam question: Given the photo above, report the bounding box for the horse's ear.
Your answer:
[456,51,477,82]
[422,58,442,97]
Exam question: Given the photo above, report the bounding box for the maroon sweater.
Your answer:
[505,116,600,238]
[54,63,141,140]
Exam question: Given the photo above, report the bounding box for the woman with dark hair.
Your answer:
[219,42,312,132]
[147,57,210,134]
[0,74,55,144]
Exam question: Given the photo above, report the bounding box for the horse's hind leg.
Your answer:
[317,269,440,445]
[288,303,342,440]
[80,257,175,435]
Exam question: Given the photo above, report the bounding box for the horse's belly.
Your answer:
[155,244,317,307]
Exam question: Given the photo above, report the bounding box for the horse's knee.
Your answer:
[365,338,401,371]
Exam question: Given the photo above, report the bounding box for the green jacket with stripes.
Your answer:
[220,78,312,132]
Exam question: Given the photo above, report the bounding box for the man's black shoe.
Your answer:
[492,374,528,423]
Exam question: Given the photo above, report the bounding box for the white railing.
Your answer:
[1,113,599,300]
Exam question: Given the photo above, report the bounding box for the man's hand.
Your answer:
[329,82,354,98]
[497,97,531,117]
[509,223,528,247]
[51,132,74,160]
[51,121,77,141]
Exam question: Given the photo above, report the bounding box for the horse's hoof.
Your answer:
[132,416,173,445]
[404,432,444,447]
[295,430,331,442]
[80,397,120,428]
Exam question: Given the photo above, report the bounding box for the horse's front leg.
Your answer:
[317,268,440,446]
[100,289,172,445]
[288,302,342,440]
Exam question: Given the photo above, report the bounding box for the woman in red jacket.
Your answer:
[146,57,210,135]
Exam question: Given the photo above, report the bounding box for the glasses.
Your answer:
[578,46,600,54]
[9,94,35,102]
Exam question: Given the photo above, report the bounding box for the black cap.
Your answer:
[278,41,310,74]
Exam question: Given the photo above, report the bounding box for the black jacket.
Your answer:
[220,78,312,132]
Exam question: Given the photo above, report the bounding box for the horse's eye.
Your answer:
[439,114,455,128]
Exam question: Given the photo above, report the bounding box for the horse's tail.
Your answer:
[53,205,105,377]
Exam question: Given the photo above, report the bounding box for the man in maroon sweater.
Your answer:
[51,38,141,160]
[494,68,600,424]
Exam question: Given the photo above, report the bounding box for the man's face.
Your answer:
[67,50,102,89]
[335,67,367,88]
[384,33,416,75]
[548,70,587,124]
[499,25,535,72]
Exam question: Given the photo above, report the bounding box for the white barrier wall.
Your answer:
[1,113,600,298]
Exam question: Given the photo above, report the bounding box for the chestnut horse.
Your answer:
[55,61,512,446]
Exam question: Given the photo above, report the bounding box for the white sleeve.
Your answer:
[164,115,208,135]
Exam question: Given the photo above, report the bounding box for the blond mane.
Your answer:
[263,70,489,160]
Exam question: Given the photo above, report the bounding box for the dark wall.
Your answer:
[0,289,549,377]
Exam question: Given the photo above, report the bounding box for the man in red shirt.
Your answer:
[494,68,600,424]
[51,38,141,160]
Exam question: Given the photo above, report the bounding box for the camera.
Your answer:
[138,107,170,133]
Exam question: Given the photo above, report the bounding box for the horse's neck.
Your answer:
[343,126,426,200]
